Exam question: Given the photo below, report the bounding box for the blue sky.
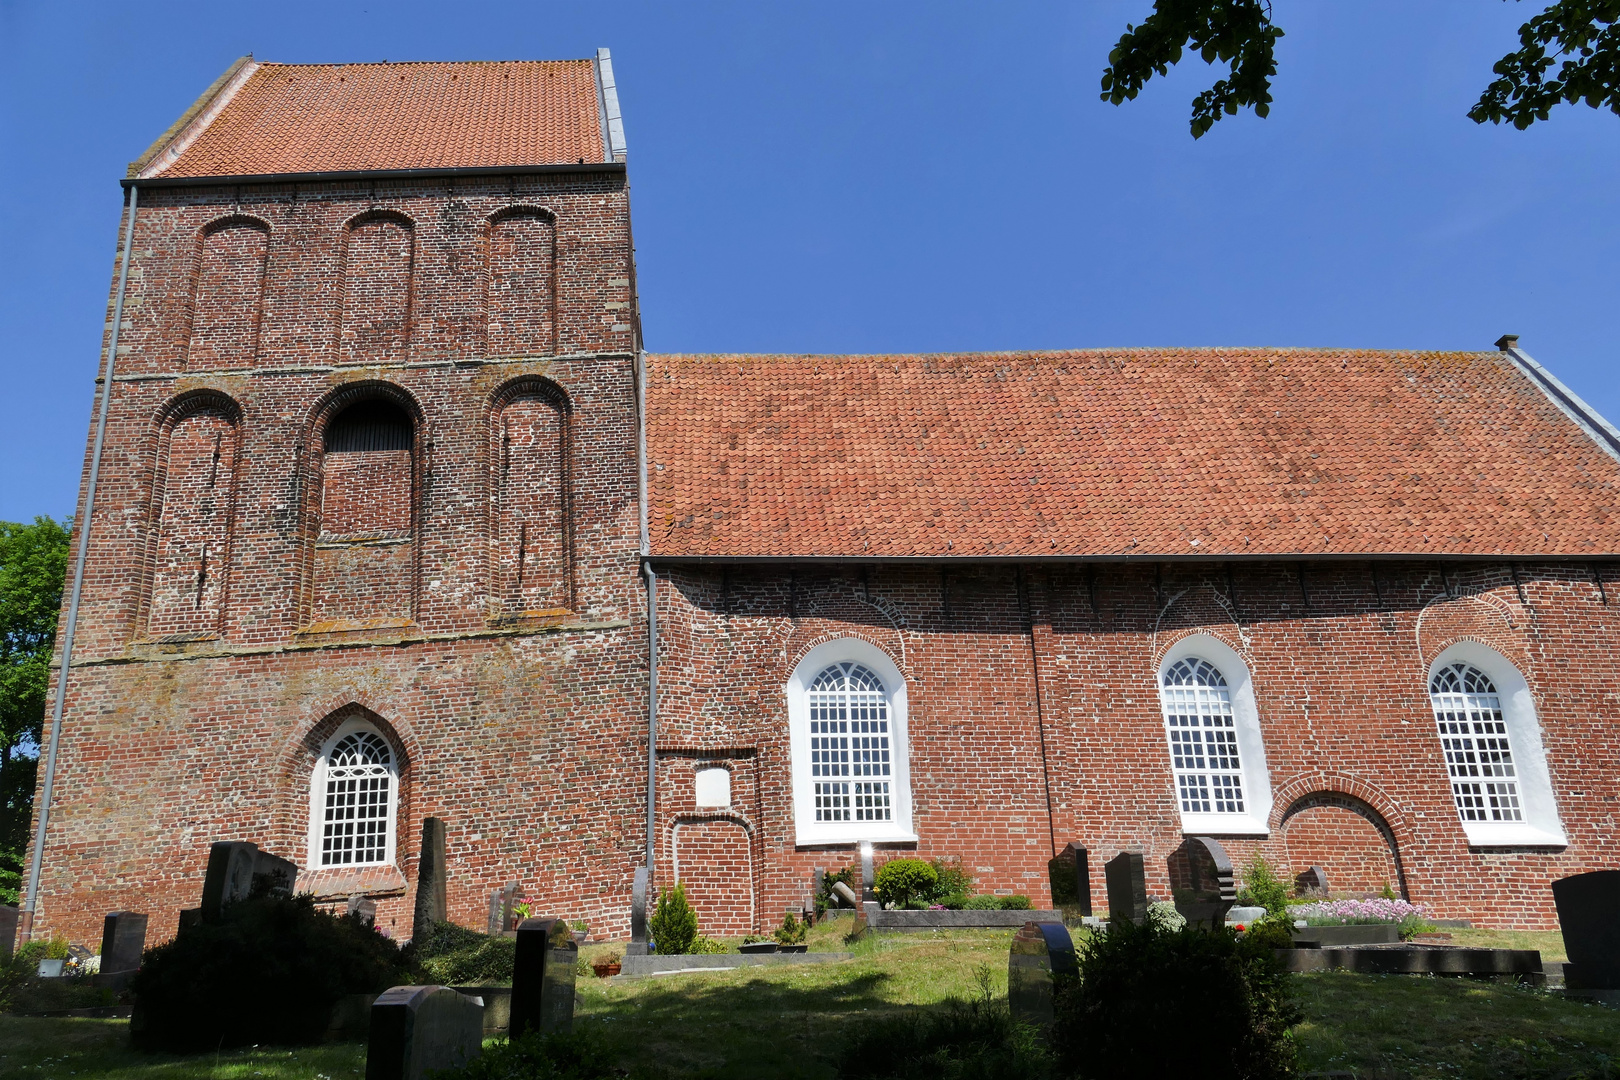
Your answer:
[2,1,1617,523]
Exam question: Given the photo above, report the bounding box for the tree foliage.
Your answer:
[1105,0,1620,136]
[0,517,70,904]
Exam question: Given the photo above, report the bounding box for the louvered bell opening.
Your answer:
[325,401,412,453]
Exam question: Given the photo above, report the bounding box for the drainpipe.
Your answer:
[21,184,140,941]
[644,564,659,878]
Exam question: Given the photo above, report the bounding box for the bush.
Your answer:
[408,920,516,984]
[836,973,1051,1079]
[648,881,699,955]
[0,941,118,1015]
[1236,854,1290,918]
[874,859,939,908]
[130,892,412,1050]
[1241,917,1296,951]
[437,1027,631,1079]
[998,895,1031,911]
[928,857,974,902]
[960,895,1002,910]
[690,935,729,954]
[1051,908,1301,1080]
[773,912,808,945]
[1145,900,1185,930]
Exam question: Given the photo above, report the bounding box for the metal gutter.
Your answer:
[1498,337,1620,464]
[123,161,625,190]
[644,552,1620,568]
[21,184,140,941]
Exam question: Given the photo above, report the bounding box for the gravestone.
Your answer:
[1295,866,1329,896]
[860,843,876,902]
[831,881,860,908]
[1008,920,1079,1030]
[0,905,16,963]
[1167,836,1236,929]
[99,912,147,974]
[348,895,378,927]
[627,866,649,956]
[1047,843,1092,916]
[199,841,298,922]
[1552,869,1620,989]
[411,817,447,942]
[510,917,578,1038]
[366,985,483,1080]
[486,883,522,936]
[1104,851,1147,924]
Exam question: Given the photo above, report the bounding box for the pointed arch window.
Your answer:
[309,723,399,867]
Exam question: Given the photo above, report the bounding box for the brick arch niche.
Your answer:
[487,377,572,618]
[671,815,755,936]
[1279,792,1407,899]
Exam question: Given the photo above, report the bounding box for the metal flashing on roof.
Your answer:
[1502,345,1620,464]
[594,48,627,163]
[128,56,259,179]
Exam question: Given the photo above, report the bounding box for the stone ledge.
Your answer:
[620,952,852,976]
[296,864,407,900]
[1281,944,1543,978]
[860,909,1063,932]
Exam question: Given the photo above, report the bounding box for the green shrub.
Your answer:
[874,859,939,908]
[1145,900,1185,930]
[998,895,1032,911]
[436,1027,631,1079]
[1,942,117,1014]
[1236,854,1290,917]
[1051,908,1301,1080]
[928,857,974,902]
[130,892,412,1051]
[836,972,1051,1079]
[773,912,808,945]
[648,881,699,955]
[935,894,968,910]
[1241,917,1296,951]
[690,935,729,954]
[960,895,1002,910]
[408,920,516,985]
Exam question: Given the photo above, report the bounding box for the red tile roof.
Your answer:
[137,59,605,179]
[646,349,1620,559]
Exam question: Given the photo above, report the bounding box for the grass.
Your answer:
[3,924,1611,1079]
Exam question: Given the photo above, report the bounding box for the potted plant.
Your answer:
[591,950,622,978]
[570,919,589,946]
[739,935,778,953]
[773,912,809,953]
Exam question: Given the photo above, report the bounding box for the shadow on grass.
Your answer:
[0,1015,367,1080]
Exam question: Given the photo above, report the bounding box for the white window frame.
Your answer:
[1157,634,1273,836]
[306,717,401,869]
[1427,642,1566,847]
[786,638,917,845]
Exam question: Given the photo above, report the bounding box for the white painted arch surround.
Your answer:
[1428,641,1567,847]
[1157,633,1274,836]
[786,637,917,845]
[305,716,401,869]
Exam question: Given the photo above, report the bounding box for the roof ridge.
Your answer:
[254,58,594,68]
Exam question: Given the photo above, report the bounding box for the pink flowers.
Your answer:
[1292,898,1425,925]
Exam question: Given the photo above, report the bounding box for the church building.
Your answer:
[24,53,1620,944]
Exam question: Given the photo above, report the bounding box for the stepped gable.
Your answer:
[646,348,1620,559]
[132,57,607,179]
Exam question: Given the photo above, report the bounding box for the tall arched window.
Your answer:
[309,724,398,867]
[787,639,915,844]
[1430,662,1521,823]
[1156,636,1272,835]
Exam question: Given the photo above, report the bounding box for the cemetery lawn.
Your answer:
[4,925,1612,1079]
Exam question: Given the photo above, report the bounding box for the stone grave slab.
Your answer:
[1295,866,1329,896]
[1167,836,1236,929]
[348,896,378,927]
[1047,843,1092,916]
[627,866,649,956]
[1009,920,1078,1029]
[860,842,876,902]
[831,881,860,909]
[411,817,447,942]
[93,911,148,988]
[0,905,16,963]
[1104,851,1147,925]
[510,917,577,1038]
[1552,869,1620,990]
[199,841,298,922]
[486,882,523,936]
[366,985,483,1080]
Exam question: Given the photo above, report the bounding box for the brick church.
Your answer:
[24,52,1620,944]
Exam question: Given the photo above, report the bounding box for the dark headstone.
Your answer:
[1295,866,1329,896]
[1047,843,1092,915]
[411,817,447,942]
[1104,851,1147,925]
[99,912,147,974]
[1552,870,1620,989]
[366,985,484,1080]
[627,866,649,956]
[510,917,578,1038]
[0,905,16,963]
[1008,920,1079,1029]
[860,843,876,902]
[199,841,297,922]
[348,896,378,927]
[1167,836,1237,929]
[486,882,522,936]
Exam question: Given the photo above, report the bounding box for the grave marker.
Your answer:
[627,866,649,956]
[1294,866,1329,896]
[411,817,447,942]
[1167,836,1236,929]
[1047,843,1092,915]
[366,985,484,1080]
[860,842,876,902]
[831,881,860,909]
[486,882,522,936]
[1008,920,1078,1030]
[510,917,578,1038]
[1552,869,1620,990]
[0,905,16,963]
[348,895,378,927]
[1104,851,1147,924]
[99,912,147,974]
[199,841,297,923]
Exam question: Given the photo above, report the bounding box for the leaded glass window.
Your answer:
[320,730,395,866]
[808,662,891,823]
[1160,657,1246,815]
[1430,662,1522,823]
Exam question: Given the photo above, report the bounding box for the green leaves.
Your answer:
[1470,0,1620,128]
[1100,0,1284,138]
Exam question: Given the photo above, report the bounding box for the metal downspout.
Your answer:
[21,184,140,941]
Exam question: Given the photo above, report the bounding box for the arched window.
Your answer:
[786,639,915,844]
[309,724,398,867]
[1426,645,1565,846]
[1155,636,1272,835]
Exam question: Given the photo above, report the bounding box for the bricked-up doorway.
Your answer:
[1280,792,1407,899]
[671,817,755,937]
